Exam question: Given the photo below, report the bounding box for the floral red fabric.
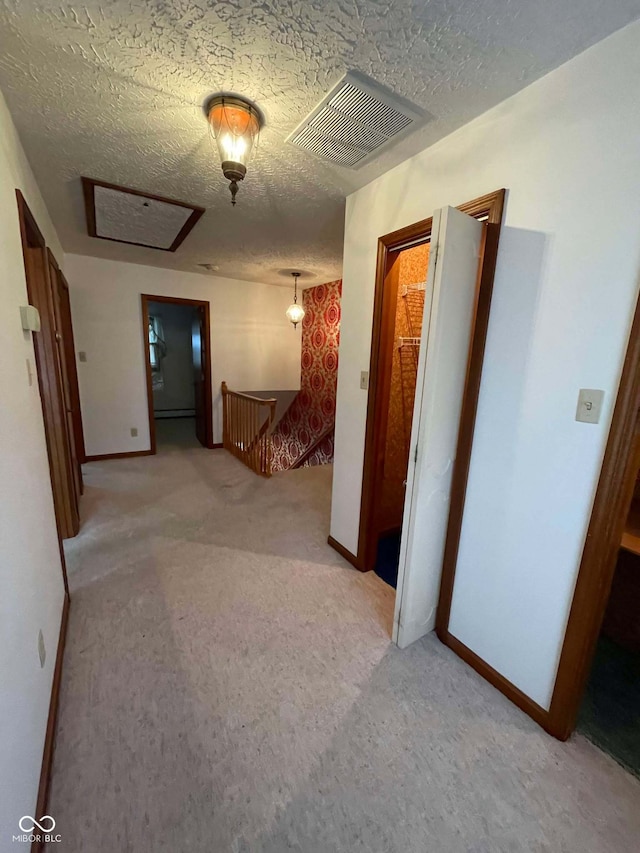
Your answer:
[272,280,342,471]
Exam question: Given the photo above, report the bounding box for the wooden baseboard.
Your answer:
[84,449,154,462]
[439,628,551,733]
[211,442,223,449]
[32,592,69,853]
[327,535,365,571]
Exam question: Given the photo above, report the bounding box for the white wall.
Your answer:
[64,256,302,456]
[331,20,640,710]
[0,89,67,847]
[149,301,197,415]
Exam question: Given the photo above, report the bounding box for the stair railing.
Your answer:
[221,382,277,477]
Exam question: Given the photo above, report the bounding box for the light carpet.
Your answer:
[49,445,640,852]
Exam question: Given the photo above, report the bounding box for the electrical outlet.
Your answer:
[131,427,138,437]
[38,629,46,668]
[360,371,369,390]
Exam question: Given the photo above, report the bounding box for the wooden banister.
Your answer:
[221,381,277,477]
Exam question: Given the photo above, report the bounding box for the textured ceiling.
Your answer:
[93,185,194,248]
[0,1,639,287]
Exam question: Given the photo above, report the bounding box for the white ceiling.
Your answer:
[1,1,639,287]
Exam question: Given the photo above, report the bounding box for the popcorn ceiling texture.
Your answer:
[94,185,193,248]
[0,1,638,285]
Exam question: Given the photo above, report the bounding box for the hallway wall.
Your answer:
[0,88,67,844]
[65,255,301,456]
[331,20,640,710]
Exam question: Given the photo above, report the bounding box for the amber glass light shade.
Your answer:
[207,96,262,205]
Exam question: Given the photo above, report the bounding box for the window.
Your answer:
[148,315,166,369]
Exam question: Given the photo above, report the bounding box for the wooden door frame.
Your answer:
[15,189,71,592]
[57,268,86,465]
[541,290,640,739]
[348,189,506,574]
[46,248,83,510]
[141,294,214,452]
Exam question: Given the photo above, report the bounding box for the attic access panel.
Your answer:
[286,72,430,169]
[81,177,205,252]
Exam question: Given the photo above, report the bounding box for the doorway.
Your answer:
[547,289,640,744]
[358,190,505,592]
[141,294,214,452]
[369,239,431,588]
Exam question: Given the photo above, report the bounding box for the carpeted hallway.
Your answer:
[50,444,640,852]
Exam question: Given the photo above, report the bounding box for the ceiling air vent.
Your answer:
[286,72,429,169]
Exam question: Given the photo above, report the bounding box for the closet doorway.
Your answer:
[367,238,431,587]
[358,190,505,592]
[141,295,214,452]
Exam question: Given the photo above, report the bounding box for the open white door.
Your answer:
[393,206,483,649]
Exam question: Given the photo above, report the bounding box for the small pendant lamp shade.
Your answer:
[286,272,305,328]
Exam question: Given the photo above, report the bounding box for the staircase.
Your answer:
[221,382,276,477]
[221,278,342,477]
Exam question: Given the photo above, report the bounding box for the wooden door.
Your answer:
[26,247,79,539]
[394,206,484,649]
[192,307,207,448]
[47,251,82,506]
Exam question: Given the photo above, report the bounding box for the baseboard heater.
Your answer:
[154,409,196,419]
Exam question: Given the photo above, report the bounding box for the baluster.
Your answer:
[253,402,258,473]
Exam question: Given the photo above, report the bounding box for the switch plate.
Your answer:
[78,351,87,363]
[360,371,369,390]
[130,427,138,437]
[576,389,604,424]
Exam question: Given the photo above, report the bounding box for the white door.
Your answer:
[393,206,483,649]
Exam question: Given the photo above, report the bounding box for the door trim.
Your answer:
[351,189,505,573]
[56,269,86,464]
[545,288,640,739]
[16,191,80,539]
[141,294,214,452]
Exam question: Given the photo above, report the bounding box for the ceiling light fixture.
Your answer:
[286,272,305,328]
[205,95,263,206]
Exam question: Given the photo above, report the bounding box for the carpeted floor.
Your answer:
[50,446,640,852]
[154,416,200,449]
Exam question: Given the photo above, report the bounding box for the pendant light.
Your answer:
[286,272,305,328]
[206,95,263,206]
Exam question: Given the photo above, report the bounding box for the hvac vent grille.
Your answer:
[329,83,413,137]
[287,72,427,169]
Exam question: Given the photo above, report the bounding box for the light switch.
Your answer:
[360,371,369,390]
[576,389,604,424]
[78,351,87,363]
